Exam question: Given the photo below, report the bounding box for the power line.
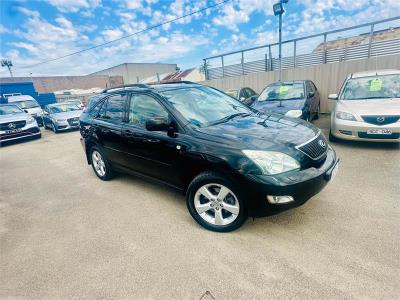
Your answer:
[21,0,231,69]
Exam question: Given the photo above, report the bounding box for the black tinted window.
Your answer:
[129,94,168,128]
[99,94,125,121]
[246,88,256,96]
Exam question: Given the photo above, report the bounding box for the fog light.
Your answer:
[267,195,294,204]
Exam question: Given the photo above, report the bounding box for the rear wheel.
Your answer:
[90,146,115,180]
[186,172,247,232]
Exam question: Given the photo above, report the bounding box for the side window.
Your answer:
[98,94,125,121]
[128,94,168,128]
[311,81,317,92]
[239,89,247,99]
[307,82,315,93]
[246,88,255,97]
[105,94,125,121]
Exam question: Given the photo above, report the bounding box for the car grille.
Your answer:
[296,132,328,160]
[361,115,400,126]
[358,132,400,139]
[67,117,79,126]
[0,120,27,130]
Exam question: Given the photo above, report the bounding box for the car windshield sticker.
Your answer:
[369,78,382,91]
[279,86,289,95]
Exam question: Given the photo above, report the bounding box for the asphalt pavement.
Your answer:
[1,115,399,299]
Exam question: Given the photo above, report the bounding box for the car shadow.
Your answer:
[330,139,399,151]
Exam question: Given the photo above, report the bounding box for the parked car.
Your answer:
[252,80,320,121]
[0,104,41,145]
[79,82,339,232]
[43,102,82,133]
[7,95,44,126]
[329,69,400,142]
[225,87,258,106]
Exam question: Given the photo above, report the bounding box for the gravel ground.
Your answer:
[1,115,399,299]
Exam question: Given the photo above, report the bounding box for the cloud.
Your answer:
[45,0,102,13]
[0,24,9,34]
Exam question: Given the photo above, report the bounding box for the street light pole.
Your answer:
[278,12,282,82]
[273,0,288,82]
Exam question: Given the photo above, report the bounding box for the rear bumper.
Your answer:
[242,148,338,217]
[331,118,400,142]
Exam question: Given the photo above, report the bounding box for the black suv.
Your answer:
[79,82,339,232]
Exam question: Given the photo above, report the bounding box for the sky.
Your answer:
[0,0,399,77]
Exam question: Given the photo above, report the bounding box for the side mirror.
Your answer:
[328,93,338,100]
[145,117,170,132]
[308,91,315,98]
[250,95,257,101]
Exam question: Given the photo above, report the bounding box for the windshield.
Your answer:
[49,104,80,113]
[0,105,23,115]
[160,86,251,127]
[258,83,305,101]
[340,74,400,100]
[12,100,39,109]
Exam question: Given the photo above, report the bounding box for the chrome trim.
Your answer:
[295,131,328,160]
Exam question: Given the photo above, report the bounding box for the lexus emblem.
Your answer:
[377,117,385,123]
[8,123,16,129]
[318,140,326,148]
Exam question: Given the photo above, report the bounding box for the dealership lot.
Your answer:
[0,115,399,299]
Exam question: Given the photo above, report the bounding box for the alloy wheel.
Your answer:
[92,150,106,177]
[194,183,240,226]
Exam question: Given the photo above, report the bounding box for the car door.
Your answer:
[92,93,126,166]
[305,81,316,116]
[120,92,183,187]
[310,81,320,115]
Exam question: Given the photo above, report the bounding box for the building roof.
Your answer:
[314,27,400,52]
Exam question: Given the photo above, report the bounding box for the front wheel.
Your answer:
[329,130,339,143]
[51,122,59,134]
[186,172,247,232]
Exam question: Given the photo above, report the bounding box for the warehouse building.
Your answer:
[89,62,178,84]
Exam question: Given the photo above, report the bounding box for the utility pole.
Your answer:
[1,59,14,78]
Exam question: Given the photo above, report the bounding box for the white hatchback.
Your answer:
[329,69,400,142]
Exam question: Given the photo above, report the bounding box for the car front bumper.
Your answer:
[241,148,338,217]
[54,121,80,131]
[331,118,400,142]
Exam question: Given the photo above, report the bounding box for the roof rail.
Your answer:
[102,83,150,93]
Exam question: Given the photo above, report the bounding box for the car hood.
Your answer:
[193,113,319,151]
[252,99,305,115]
[50,110,82,119]
[0,113,29,123]
[337,98,400,116]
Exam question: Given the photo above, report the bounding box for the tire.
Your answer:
[329,130,339,143]
[314,103,320,120]
[186,171,247,232]
[51,122,59,134]
[90,146,115,181]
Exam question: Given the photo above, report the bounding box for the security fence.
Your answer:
[203,17,400,80]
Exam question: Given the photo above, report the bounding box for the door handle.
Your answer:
[146,138,160,143]
[123,129,134,137]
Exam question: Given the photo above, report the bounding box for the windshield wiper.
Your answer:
[209,112,250,125]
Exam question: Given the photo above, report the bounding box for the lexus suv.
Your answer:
[79,82,339,232]
[329,69,400,142]
[0,104,41,145]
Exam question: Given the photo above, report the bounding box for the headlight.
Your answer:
[242,150,300,175]
[27,116,35,124]
[336,111,356,121]
[285,110,303,118]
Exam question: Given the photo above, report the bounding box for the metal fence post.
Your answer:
[221,56,225,77]
[269,46,273,71]
[203,59,209,80]
[293,40,297,68]
[323,33,327,64]
[265,52,268,71]
[241,51,245,75]
[368,23,375,57]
